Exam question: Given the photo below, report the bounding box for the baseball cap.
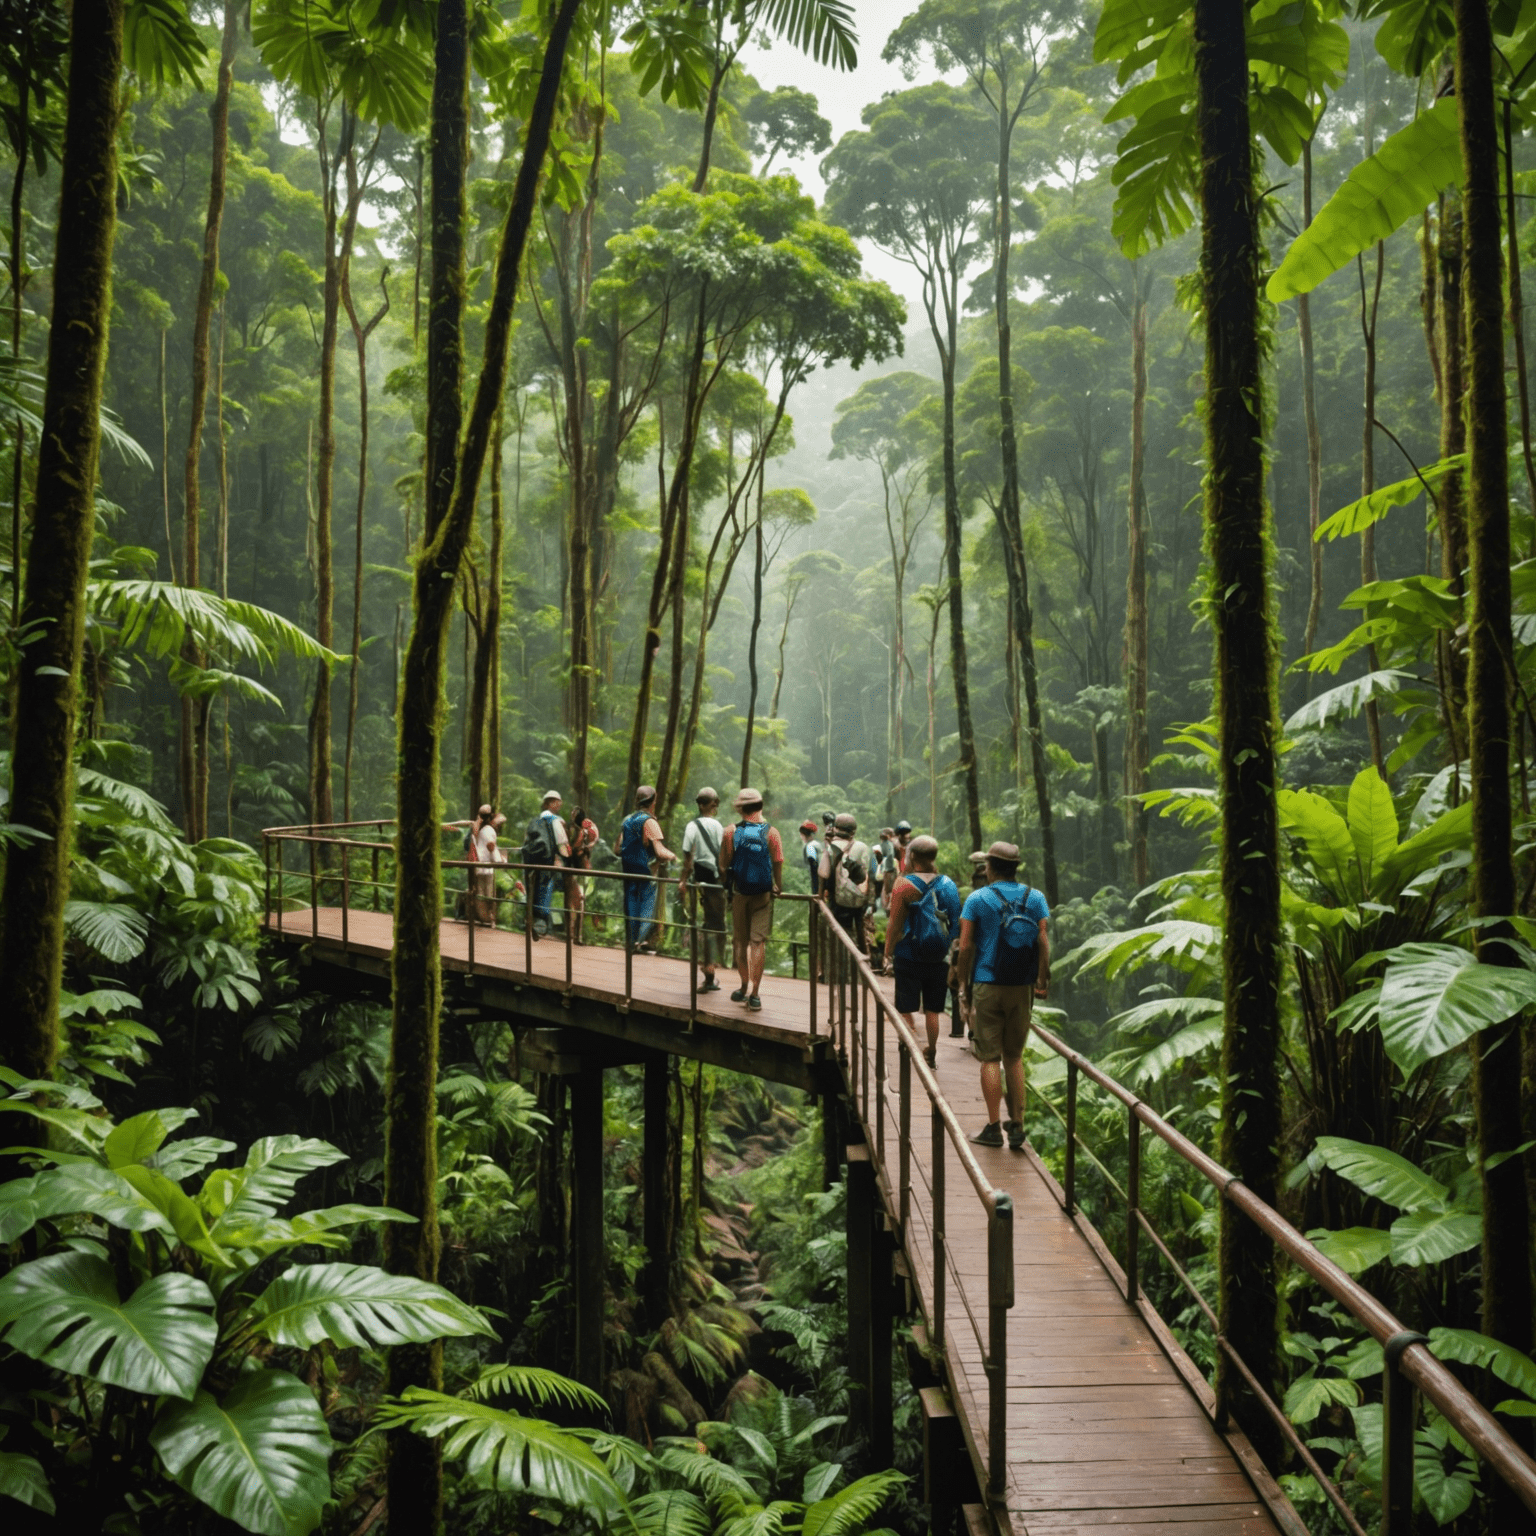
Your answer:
[636,784,657,805]
[696,785,720,805]
[541,789,561,804]
[895,819,912,833]
[799,819,817,833]
[833,812,857,833]
[734,786,763,809]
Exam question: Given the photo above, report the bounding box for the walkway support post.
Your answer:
[1383,1331,1428,1535]
[871,1203,894,1468]
[846,1142,874,1444]
[643,1052,669,1320]
[1126,1104,1140,1302]
[571,1059,604,1388]
[821,1089,841,1191]
[987,1191,1014,1507]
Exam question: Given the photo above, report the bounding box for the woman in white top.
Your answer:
[473,810,506,924]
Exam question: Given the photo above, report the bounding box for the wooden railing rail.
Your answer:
[1029,1020,1536,1532]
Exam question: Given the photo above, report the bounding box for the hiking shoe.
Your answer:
[700,977,721,993]
[970,1122,1004,1148]
[1005,1119,1027,1152]
[923,1045,938,1068]
[747,994,762,1011]
[731,988,749,1003]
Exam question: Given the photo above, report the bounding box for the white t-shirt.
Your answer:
[541,810,570,854]
[476,824,504,865]
[683,815,724,878]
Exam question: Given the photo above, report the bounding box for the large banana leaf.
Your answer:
[116,1164,229,1265]
[1429,1327,1536,1401]
[151,1368,331,1536]
[124,0,208,87]
[0,1251,216,1398]
[103,1107,200,1168]
[1310,1136,1448,1212]
[1282,670,1417,734]
[1268,98,1461,301]
[1389,1207,1482,1266]
[1346,767,1398,893]
[0,1449,53,1514]
[1376,801,1471,898]
[248,1261,494,1348]
[1128,1017,1223,1086]
[1314,454,1465,542]
[373,1390,626,1517]
[1307,1224,1394,1275]
[0,1162,174,1245]
[1377,942,1536,1074]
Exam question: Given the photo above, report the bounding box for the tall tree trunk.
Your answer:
[741,487,766,784]
[342,243,389,821]
[0,0,122,1079]
[388,20,581,1523]
[1455,5,1535,1499]
[991,87,1055,900]
[1438,202,1471,596]
[178,0,240,843]
[159,329,175,581]
[1504,100,1536,554]
[939,348,982,853]
[1124,294,1151,891]
[1193,0,1282,1468]
[9,77,28,625]
[467,406,504,809]
[1359,244,1387,777]
[384,0,471,1523]
[1300,140,1324,671]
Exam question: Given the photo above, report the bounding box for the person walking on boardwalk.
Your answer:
[565,805,599,944]
[799,818,823,894]
[883,834,961,1068]
[619,786,675,952]
[955,841,1050,1151]
[721,787,782,1011]
[472,808,508,926]
[528,790,571,938]
[876,828,899,910]
[680,786,727,994]
[818,812,873,956]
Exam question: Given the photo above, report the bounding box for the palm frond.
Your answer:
[463,1364,608,1415]
[803,1471,906,1536]
[759,0,857,71]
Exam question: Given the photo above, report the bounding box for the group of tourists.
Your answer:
[464,787,1049,1150]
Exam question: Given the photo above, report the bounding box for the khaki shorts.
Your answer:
[970,983,1032,1062]
[732,890,774,949]
[693,882,727,966]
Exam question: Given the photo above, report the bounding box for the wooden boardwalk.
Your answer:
[266,905,1292,1536]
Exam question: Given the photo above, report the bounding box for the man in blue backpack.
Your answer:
[619,785,676,952]
[882,835,961,1068]
[956,841,1051,1150]
[719,787,783,1012]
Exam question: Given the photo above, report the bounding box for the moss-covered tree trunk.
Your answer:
[0,0,122,1080]
[1455,8,1535,1502]
[1124,294,1150,891]
[466,405,504,810]
[1192,0,1282,1468]
[177,0,240,842]
[1300,140,1324,669]
[1359,244,1387,777]
[387,4,581,1528]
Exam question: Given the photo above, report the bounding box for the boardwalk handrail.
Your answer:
[1028,1019,1536,1531]
[807,900,1014,1509]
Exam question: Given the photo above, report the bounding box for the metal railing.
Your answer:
[807,901,1014,1507]
[260,820,820,1030]
[1028,1019,1536,1534]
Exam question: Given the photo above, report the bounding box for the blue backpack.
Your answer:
[620,811,651,873]
[731,821,774,895]
[902,874,953,963]
[987,884,1040,986]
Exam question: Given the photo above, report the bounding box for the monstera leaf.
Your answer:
[151,1369,331,1536]
[247,1262,494,1349]
[0,1448,53,1514]
[1377,943,1536,1074]
[0,1251,215,1398]
[0,1162,174,1245]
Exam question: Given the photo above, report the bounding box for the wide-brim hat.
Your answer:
[987,840,1021,863]
[734,786,763,809]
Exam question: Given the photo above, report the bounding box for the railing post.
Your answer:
[1382,1331,1427,1536]
[624,877,634,1007]
[565,870,574,1001]
[874,987,885,1165]
[262,834,271,926]
[309,839,318,940]
[371,845,380,913]
[467,862,476,974]
[341,845,349,950]
[524,864,533,975]
[1064,1059,1078,1215]
[809,906,818,1037]
[1125,1103,1140,1303]
[987,1191,1013,1508]
[688,883,698,1027]
[898,1040,911,1237]
[932,1097,945,1361]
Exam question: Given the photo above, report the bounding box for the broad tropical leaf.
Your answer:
[1110,995,1223,1037]
[103,1107,200,1169]
[1283,671,1417,735]
[1377,801,1472,897]
[0,1251,216,1398]
[1307,1225,1394,1276]
[760,0,858,71]
[1346,768,1398,893]
[248,1261,494,1348]
[116,1163,229,1264]
[0,1450,53,1514]
[373,1391,625,1516]
[151,1368,331,1536]
[1067,921,1219,978]
[63,899,149,962]
[1389,1207,1482,1266]
[124,0,209,88]
[1315,454,1465,542]
[1429,1328,1536,1401]
[1129,1017,1223,1085]
[0,1162,174,1245]
[1268,98,1461,301]
[1277,789,1358,897]
[465,1363,608,1413]
[630,1488,712,1536]
[1310,1137,1448,1212]
[1284,1372,1360,1425]
[1377,943,1536,1074]
[204,1135,349,1237]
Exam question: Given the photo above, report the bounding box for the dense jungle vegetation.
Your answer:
[11,0,1536,1532]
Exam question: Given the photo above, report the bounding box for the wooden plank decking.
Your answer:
[266,905,1292,1536]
